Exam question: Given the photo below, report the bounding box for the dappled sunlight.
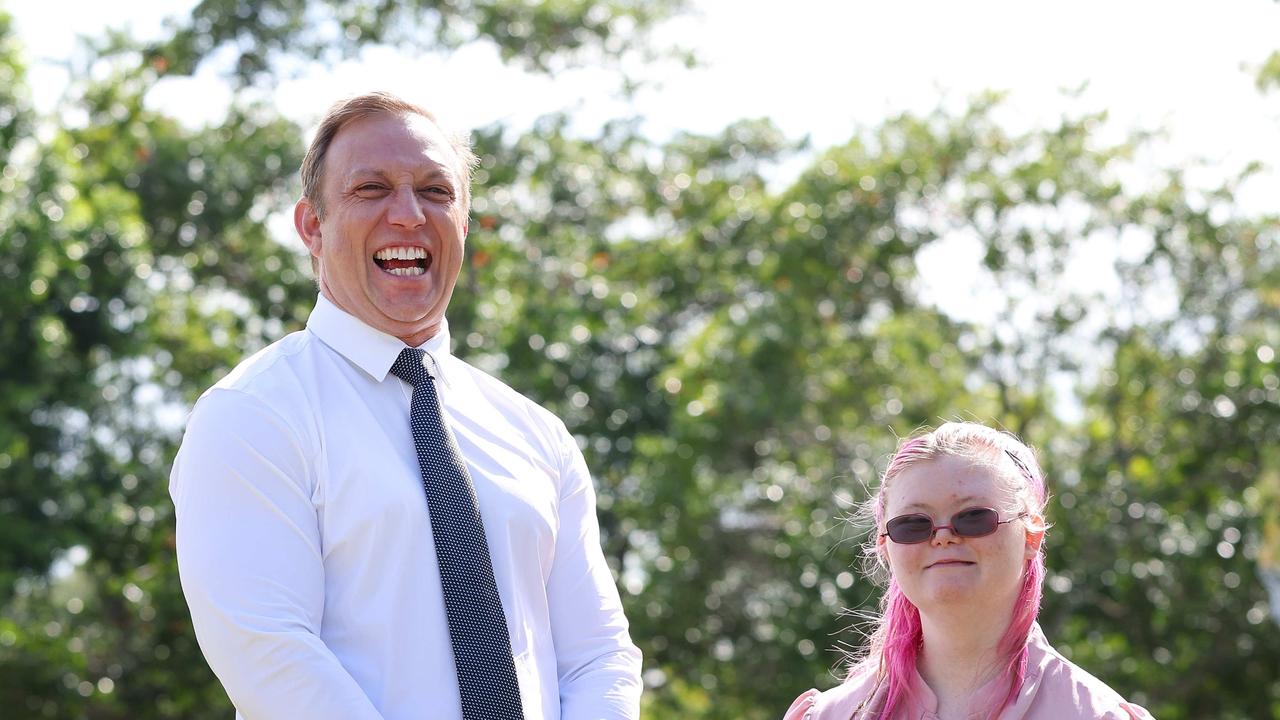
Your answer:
[3,2,1280,718]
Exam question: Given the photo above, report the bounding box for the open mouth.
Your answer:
[373,246,431,277]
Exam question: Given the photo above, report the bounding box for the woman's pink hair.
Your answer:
[852,422,1048,718]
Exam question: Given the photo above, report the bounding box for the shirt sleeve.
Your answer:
[169,388,384,720]
[783,689,819,720]
[545,428,644,719]
[1121,701,1156,719]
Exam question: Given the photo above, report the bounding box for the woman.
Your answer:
[785,422,1153,719]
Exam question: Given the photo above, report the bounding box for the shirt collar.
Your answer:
[306,294,453,384]
[904,626,1044,720]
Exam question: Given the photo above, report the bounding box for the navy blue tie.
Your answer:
[391,347,525,720]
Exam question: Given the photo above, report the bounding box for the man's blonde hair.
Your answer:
[300,91,479,218]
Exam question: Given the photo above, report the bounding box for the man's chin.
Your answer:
[367,286,437,320]
[370,305,444,341]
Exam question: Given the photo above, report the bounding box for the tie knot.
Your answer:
[391,347,434,387]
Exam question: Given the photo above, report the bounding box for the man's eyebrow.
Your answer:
[344,166,456,182]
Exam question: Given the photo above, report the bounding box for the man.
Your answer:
[170,92,642,720]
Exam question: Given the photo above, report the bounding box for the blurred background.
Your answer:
[2,1,1278,718]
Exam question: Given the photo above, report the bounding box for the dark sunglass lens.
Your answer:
[887,515,933,543]
[952,507,998,537]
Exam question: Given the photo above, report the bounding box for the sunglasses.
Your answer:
[880,506,1027,544]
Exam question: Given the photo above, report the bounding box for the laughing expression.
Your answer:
[294,111,468,346]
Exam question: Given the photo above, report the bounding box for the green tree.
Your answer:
[148,0,687,83]
[3,3,1278,718]
[1045,168,1280,718]
[0,3,683,717]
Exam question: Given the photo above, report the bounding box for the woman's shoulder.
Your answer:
[1027,630,1155,719]
[783,664,881,720]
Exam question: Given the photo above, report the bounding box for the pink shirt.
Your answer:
[784,625,1154,720]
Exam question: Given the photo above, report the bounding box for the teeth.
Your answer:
[387,266,426,276]
[374,246,427,261]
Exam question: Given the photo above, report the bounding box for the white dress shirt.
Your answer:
[170,295,642,720]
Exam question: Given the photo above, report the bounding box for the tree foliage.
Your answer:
[148,0,688,83]
[1,3,1277,718]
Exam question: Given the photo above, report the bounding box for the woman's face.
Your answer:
[879,454,1038,616]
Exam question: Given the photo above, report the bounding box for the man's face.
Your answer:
[294,112,468,345]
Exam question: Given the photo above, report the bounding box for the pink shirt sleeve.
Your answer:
[1121,701,1155,719]
[783,689,819,720]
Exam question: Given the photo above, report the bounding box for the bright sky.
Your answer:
[13,0,1280,166]
[14,0,1278,219]
[10,0,1280,415]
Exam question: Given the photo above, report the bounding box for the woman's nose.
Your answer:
[930,526,961,545]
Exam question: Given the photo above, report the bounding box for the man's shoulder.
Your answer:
[197,329,319,415]
[447,355,567,433]
[178,330,325,457]
[212,330,312,391]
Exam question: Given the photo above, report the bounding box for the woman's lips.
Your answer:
[927,559,975,569]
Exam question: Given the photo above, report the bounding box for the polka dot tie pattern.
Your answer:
[391,348,525,720]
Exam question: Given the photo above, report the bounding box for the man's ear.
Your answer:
[295,197,322,257]
[1024,513,1047,560]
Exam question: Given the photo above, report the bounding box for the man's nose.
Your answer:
[387,185,426,228]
